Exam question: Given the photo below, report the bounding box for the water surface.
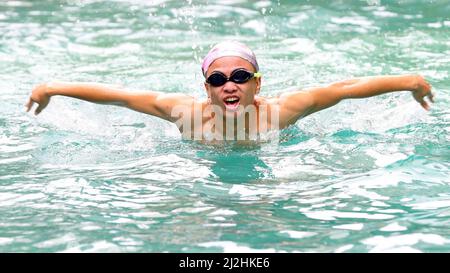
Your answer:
[0,0,449,252]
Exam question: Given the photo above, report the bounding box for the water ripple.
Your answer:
[0,0,449,253]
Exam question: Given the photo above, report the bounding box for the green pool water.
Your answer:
[0,0,449,252]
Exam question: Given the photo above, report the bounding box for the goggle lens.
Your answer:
[206,69,259,87]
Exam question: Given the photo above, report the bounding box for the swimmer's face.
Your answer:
[204,56,261,117]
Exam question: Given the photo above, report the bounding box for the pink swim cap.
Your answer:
[201,41,259,77]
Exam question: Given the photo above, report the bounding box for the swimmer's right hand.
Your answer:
[26,83,51,115]
[411,75,434,111]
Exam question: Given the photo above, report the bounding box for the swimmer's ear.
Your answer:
[255,76,261,95]
[204,82,211,97]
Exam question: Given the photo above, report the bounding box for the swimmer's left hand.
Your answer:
[411,75,434,111]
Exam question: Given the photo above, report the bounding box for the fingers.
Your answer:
[424,79,434,102]
[420,100,430,111]
[25,97,42,115]
[415,77,434,110]
[427,92,434,103]
[35,104,44,115]
[420,77,434,107]
[26,97,44,115]
[25,98,33,112]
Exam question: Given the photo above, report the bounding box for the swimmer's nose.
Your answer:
[222,80,238,93]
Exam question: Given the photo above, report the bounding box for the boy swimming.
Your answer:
[26,41,434,141]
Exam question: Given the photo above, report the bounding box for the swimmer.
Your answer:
[26,41,434,141]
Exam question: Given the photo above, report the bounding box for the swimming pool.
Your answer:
[1,0,449,252]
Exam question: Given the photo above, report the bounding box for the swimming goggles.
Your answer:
[206,69,261,87]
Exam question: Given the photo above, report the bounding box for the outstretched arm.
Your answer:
[278,75,434,126]
[26,81,194,122]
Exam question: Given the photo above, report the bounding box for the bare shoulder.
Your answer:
[263,91,315,127]
[144,92,197,122]
[254,96,283,110]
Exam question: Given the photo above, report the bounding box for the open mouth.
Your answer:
[223,96,240,111]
